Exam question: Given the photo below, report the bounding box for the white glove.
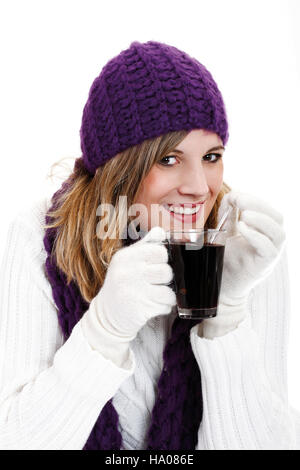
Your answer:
[201,190,286,339]
[81,226,176,367]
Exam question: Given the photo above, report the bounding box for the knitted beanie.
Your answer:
[80,40,229,175]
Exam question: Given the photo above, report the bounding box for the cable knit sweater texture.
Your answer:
[0,196,300,450]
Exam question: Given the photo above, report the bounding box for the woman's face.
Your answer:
[134,129,225,233]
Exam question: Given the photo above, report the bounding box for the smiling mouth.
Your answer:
[162,202,205,215]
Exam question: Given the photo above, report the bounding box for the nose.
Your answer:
[177,162,209,199]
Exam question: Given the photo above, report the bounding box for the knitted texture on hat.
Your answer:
[80,40,229,175]
[43,186,203,450]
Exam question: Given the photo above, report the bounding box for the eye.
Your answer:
[158,155,177,166]
[202,153,222,163]
[158,152,222,166]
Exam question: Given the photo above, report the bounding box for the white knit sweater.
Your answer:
[0,196,300,450]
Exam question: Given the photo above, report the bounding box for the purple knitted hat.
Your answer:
[80,40,229,175]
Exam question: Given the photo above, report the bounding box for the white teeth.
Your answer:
[167,205,201,215]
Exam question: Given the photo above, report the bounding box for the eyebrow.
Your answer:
[173,145,225,154]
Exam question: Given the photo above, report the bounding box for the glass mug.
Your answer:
[161,229,228,320]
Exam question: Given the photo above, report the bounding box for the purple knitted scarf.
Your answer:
[43,184,203,450]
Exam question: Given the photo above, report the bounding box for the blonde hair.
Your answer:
[44,130,231,303]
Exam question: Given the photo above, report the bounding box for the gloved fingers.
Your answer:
[137,226,167,244]
[150,302,174,316]
[135,243,169,264]
[154,284,177,307]
[143,283,177,308]
[143,263,174,285]
[228,191,284,226]
[240,210,286,250]
[114,240,169,265]
[237,220,278,260]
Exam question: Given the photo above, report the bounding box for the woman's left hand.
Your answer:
[201,190,286,339]
[217,189,286,306]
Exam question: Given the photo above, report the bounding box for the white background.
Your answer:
[0,0,300,408]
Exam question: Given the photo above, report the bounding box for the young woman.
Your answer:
[0,40,299,450]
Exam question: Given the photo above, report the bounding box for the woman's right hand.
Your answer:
[83,226,176,347]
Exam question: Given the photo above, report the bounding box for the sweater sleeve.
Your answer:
[0,199,135,450]
[190,245,300,450]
